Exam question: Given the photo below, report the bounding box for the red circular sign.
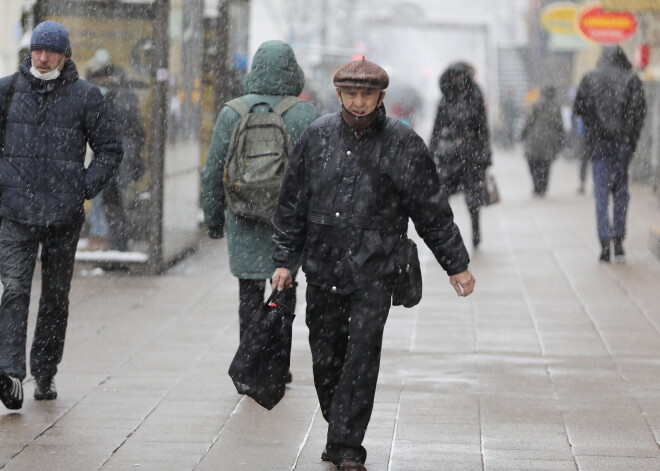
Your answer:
[577,5,637,43]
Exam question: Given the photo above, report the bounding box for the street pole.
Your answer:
[215,0,232,112]
[147,0,169,274]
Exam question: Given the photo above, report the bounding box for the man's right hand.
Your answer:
[272,267,293,291]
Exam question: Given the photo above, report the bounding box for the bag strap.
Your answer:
[272,96,302,116]
[225,97,250,118]
[0,72,19,153]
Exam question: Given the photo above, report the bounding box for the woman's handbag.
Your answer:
[485,170,500,205]
[391,237,422,308]
[228,289,295,410]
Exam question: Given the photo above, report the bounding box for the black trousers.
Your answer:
[0,219,81,381]
[306,278,394,465]
[238,278,296,339]
[528,159,552,195]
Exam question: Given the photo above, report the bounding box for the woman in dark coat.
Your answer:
[430,62,492,248]
[521,86,565,197]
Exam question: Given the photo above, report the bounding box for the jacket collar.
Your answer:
[340,104,387,138]
[19,56,79,93]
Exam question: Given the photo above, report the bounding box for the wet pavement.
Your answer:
[1,146,660,470]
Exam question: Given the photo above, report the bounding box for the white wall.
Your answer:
[0,0,24,77]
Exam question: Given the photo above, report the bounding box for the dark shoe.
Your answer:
[0,369,23,410]
[338,459,367,471]
[599,240,611,263]
[321,447,331,462]
[285,371,293,384]
[34,376,57,400]
[613,237,625,262]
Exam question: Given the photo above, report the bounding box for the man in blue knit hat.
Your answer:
[0,21,122,410]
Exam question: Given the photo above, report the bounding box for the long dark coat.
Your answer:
[521,92,565,162]
[272,107,470,294]
[429,63,491,206]
[0,57,122,226]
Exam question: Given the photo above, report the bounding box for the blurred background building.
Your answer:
[1,0,659,266]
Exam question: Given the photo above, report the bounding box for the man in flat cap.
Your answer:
[271,58,475,470]
[0,20,122,410]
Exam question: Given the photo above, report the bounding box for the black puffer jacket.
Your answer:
[0,57,122,226]
[272,107,469,293]
[430,63,491,201]
[574,46,646,153]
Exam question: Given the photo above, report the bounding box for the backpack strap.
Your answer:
[225,97,251,118]
[0,72,19,154]
[273,96,303,116]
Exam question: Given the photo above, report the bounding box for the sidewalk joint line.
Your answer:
[386,387,403,471]
[193,396,244,470]
[290,404,319,470]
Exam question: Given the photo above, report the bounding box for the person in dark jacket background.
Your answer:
[0,21,122,410]
[430,62,492,248]
[271,58,475,471]
[87,64,145,251]
[202,41,319,382]
[574,46,646,262]
[521,85,565,197]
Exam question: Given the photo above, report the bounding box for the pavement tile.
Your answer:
[575,455,660,471]
[2,152,660,470]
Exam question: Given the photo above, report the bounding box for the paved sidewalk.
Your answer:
[1,146,660,471]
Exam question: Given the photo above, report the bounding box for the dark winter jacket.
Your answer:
[430,63,491,201]
[521,89,565,161]
[272,107,470,293]
[202,40,319,279]
[0,57,122,226]
[574,46,646,154]
[103,86,144,187]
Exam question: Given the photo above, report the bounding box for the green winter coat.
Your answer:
[202,40,320,279]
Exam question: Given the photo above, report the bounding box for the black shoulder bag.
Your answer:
[392,235,422,308]
[0,73,19,154]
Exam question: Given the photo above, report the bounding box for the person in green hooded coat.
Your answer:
[202,40,319,357]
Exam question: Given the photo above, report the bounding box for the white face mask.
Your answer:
[30,65,61,81]
[30,57,65,81]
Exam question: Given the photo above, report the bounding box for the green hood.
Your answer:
[244,40,305,96]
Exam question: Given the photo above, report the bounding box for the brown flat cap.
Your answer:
[333,58,389,90]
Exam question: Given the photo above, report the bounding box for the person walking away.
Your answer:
[87,64,145,251]
[202,40,319,378]
[573,46,646,262]
[520,86,565,197]
[271,58,476,471]
[0,21,122,410]
[430,62,492,248]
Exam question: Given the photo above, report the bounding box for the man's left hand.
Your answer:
[449,270,476,297]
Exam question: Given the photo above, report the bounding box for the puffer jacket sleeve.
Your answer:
[400,133,470,275]
[272,126,311,270]
[83,86,123,199]
[202,106,240,238]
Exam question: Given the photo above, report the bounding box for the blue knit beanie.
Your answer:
[31,21,72,58]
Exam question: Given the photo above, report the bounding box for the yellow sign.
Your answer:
[540,3,580,35]
[603,0,660,12]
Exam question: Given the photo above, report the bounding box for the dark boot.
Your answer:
[599,240,611,263]
[613,236,625,262]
